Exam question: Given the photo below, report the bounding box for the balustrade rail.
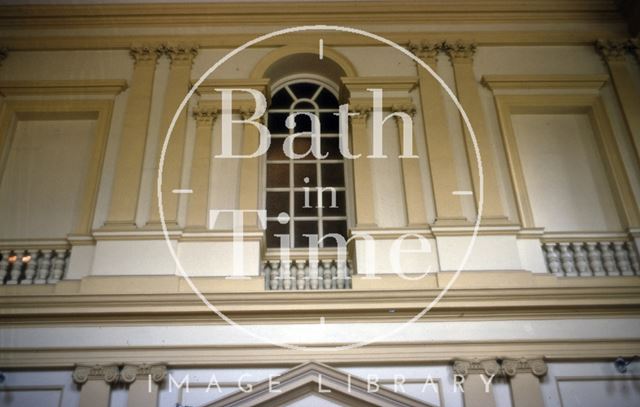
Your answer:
[543,241,639,277]
[0,248,70,285]
[264,259,352,290]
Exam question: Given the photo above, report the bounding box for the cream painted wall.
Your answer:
[0,119,96,239]
[512,113,622,231]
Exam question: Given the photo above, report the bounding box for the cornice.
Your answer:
[0,79,128,97]
[0,1,622,29]
[482,74,609,91]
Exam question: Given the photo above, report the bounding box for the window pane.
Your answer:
[290,82,319,99]
[267,137,287,160]
[267,163,289,188]
[321,137,342,159]
[289,113,312,133]
[266,191,289,218]
[270,89,293,108]
[268,113,289,134]
[321,190,346,216]
[315,88,339,107]
[320,112,339,133]
[321,163,345,187]
[294,163,317,187]
[322,220,348,247]
[292,137,312,159]
[294,220,318,247]
[267,220,289,248]
[294,101,315,110]
[294,191,317,217]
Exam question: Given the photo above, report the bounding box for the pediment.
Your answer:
[203,361,434,407]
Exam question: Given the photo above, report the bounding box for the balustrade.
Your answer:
[543,241,639,277]
[0,248,70,285]
[263,259,352,291]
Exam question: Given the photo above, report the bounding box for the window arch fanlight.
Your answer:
[265,77,348,250]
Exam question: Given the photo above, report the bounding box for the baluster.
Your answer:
[601,242,618,276]
[336,260,346,289]
[572,243,589,276]
[309,260,319,290]
[282,261,292,290]
[559,243,576,277]
[294,260,305,290]
[346,261,353,289]
[0,250,10,284]
[586,242,605,276]
[303,261,310,290]
[35,249,53,284]
[269,261,280,290]
[614,242,633,276]
[544,243,561,275]
[49,250,66,283]
[21,250,37,285]
[7,251,24,285]
[627,242,640,275]
[322,260,333,289]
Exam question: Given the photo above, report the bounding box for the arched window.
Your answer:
[265,78,348,249]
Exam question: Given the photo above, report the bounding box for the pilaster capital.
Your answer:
[72,364,120,385]
[238,107,265,123]
[193,108,219,127]
[120,364,167,384]
[129,45,162,65]
[391,103,416,118]
[350,104,371,123]
[0,48,8,66]
[502,358,548,378]
[407,41,442,63]
[453,358,500,377]
[444,41,477,63]
[595,39,627,62]
[164,43,199,66]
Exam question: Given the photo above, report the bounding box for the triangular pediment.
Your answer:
[203,361,434,407]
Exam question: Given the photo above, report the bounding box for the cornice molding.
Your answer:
[0,79,128,97]
[482,74,609,91]
[0,1,622,29]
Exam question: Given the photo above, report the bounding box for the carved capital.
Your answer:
[164,43,199,66]
[193,108,218,127]
[238,108,265,123]
[407,41,441,63]
[444,41,477,63]
[120,364,167,384]
[72,364,120,385]
[595,39,627,62]
[502,358,547,378]
[350,105,371,123]
[391,103,416,118]
[453,358,500,377]
[130,45,162,65]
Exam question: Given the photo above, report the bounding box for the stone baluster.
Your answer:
[346,261,353,288]
[321,260,332,289]
[21,251,37,284]
[627,242,640,275]
[336,261,346,289]
[295,260,306,290]
[614,241,633,276]
[601,242,618,275]
[49,250,66,283]
[269,261,280,290]
[0,250,10,284]
[309,259,319,290]
[587,242,605,276]
[34,249,52,284]
[7,251,24,285]
[544,243,561,275]
[282,261,292,290]
[559,243,576,276]
[572,243,589,276]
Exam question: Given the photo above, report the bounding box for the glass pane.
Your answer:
[321,137,342,159]
[290,82,319,99]
[315,88,339,108]
[321,190,346,216]
[294,191,317,217]
[294,163,317,187]
[320,112,339,133]
[266,191,289,218]
[294,220,318,247]
[292,137,312,159]
[270,89,293,108]
[268,113,289,134]
[322,220,348,247]
[267,220,289,248]
[267,137,287,160]
[294,101,315,110]
[266,163,289,188]
[321,163,345,187]
[288,113,312,133]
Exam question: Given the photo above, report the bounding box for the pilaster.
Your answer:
[502,358,548,407]
[120,363,167,407]
[350,105,377,227]
[595,39,640,164]
[445,41,508,223]
[72,364,119,407]
[105,44,161,229]
[453,358,500,407]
